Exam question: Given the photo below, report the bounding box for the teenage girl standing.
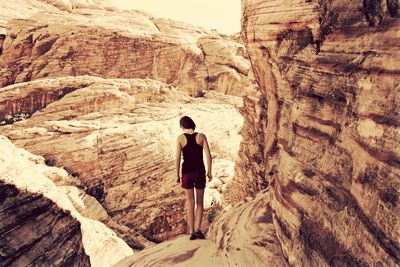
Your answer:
[175,116,213,240]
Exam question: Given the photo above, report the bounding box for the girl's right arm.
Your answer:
[175,135,182,183]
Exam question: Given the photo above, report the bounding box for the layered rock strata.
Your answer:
[0,135,133,267]
[0,181,90,266]
[239,0,400,266]
[0,0,254,96]
[227,90,268,204]
[0,76,243,243]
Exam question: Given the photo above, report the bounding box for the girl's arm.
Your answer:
[202,134,213,181]
[175,136,182,183]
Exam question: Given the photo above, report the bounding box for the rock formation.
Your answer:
[0,33,5,55]
[3,0,397,266]
[235,0,400,265]
[0,0,254,258]
[0,135,133,266]
[227,89,268,204]
[0,76,243,245]
[115,1,400,265]
[0,181,90,266]
[0,0,254,96]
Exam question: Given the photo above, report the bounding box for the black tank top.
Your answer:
[182,133,205,174]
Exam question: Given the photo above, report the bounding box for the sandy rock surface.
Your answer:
[115,191,287,267]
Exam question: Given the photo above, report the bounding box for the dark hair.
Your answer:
[179,116,196,130]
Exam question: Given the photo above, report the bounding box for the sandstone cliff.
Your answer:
[0,135,133,266]
[0,0,254,96]
[236,0,400,266]
[0,181,90,266]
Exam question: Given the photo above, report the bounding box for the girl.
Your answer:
[175,116,213,240]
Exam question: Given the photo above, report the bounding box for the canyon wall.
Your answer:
[227,89,268,204]
[238,0,400,266]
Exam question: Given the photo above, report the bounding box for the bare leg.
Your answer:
[185,189,195,233]
[195,188,204,231]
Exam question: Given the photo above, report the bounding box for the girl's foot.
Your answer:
[189,232,198,240]
[195,230,205,239]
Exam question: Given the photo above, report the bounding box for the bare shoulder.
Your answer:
[197,132,206,137]
[177,134,185,143]
[196,132,207,142]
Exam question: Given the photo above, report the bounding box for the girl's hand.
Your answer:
[207,172,213,182]
[176,175,181,184]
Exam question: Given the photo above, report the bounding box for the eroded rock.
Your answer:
[0,181,90,266]
[0,135,133,266]
[0,76,243,243]
[239,0,400,265]
[0,1,255,96]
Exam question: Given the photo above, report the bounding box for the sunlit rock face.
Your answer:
[241,0,400,266]
[0,135,133,267]
[0,0,254,96]
[0,76,243,243]
[197,35,254,96]
[0,0,116,34]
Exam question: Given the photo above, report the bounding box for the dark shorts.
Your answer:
[181,171,206,189]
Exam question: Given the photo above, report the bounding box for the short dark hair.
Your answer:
[179,116,196,130]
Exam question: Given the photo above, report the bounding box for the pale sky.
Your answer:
[112,0,241,34]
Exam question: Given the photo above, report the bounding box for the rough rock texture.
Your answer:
[197,35,253,95]
[0,1,255,96]
[0,135,133,267]
[115,191,287,267]
[0,0,116,34]
[239,0,400,266]
[0,76,243,243]
[0,181,90,266]
[40,0,116,12]
[208,190,288,266]
[228,90,268,204]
